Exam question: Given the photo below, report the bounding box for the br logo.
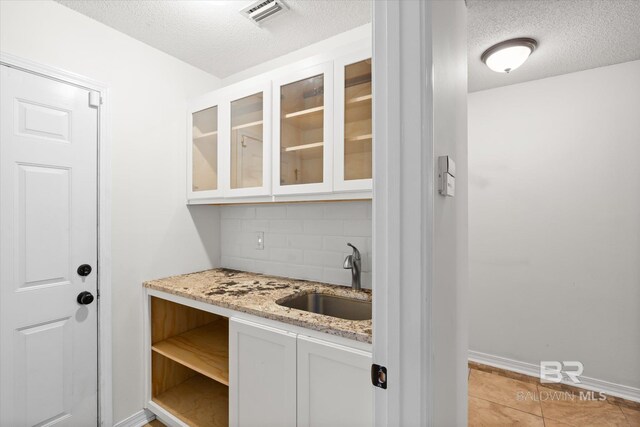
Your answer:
[540,361,584,384]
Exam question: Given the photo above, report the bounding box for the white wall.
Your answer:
[469,60,640,390]
[431,1,468,424]
[221,202,372,288]
[0,1,222,423]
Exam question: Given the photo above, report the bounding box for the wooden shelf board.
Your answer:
[346,134,372,142]
[152,320,229,386]
[284,105,324,119]
[231,120,263,131]
[284,142,323,152]
[346,94,372,105]
[153,374,228,427]
[194,131,218,140]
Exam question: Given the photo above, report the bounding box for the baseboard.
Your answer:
[113,409,155,427]
[469,350,640,403]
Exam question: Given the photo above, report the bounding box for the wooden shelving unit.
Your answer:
[153,374,228,427]
[152,320,229,385]
[194,131,218,140]
[150,297,229,427]
[283,106,324,130]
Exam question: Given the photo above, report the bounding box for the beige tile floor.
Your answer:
[146,368,640,426]
[469,367,640,426]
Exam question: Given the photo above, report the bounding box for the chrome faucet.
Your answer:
[343,243,362,291]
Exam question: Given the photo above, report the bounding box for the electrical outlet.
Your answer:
[256,231,264,250]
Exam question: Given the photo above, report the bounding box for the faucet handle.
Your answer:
[347,243,361,260]
[343,255,353,269]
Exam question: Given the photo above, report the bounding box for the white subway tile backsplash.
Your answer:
[303,219,344,235]
[286,204,326,220]
[286,234,323,250]
[344,219,372,237]
[256,205,287,219]
[220,201,372,288]
[304,250,345,268]
[221,206,256,219]
[270,247,304,264]
[269,219,304,234]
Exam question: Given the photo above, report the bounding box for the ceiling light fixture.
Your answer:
[481,38,538,73]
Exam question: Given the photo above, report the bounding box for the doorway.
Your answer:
[0,60,110,426]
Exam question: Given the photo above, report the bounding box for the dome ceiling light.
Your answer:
[481,38,538,73]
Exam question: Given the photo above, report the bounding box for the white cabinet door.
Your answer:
[225,80,272,198]
[187,92,225,201]
[297,335,373,427]
[333,50,373,192]
[272,62,334,195]
[229,318,297,427]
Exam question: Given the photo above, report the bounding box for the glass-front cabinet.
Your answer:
[189,99,221,200]
[273,62,334,195]
[227,82,272,198]
[186,48,373,203]
[334,51,373,192]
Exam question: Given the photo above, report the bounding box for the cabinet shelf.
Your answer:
[284,142,323,152]
[284,105,324,119]
[194,131,218,140]
[152,320,229,386]
[283,106,324,131]
[346,134,372,142]
[346,93,372,105]
[231,120,263,131]
[153,374,228,427]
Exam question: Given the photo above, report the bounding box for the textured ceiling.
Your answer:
[468,0,640,92]
[56,0,371,79]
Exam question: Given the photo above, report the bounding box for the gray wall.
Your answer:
[468,60,640,390]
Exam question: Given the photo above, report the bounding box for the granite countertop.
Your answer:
[143,268,372,343]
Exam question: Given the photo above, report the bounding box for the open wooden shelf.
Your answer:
[152,320,229,386]
[153,374,228,427]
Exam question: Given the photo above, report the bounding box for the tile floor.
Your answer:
[468,367,640,426]
[146,367,640,426]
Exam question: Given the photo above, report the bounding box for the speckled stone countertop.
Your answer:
[143,268,372,343]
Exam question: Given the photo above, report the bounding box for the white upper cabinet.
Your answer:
[334,50,373,192]
[186,46,373,204]
[226,81,272,198]
[273,62,334,195]
[188,95,223,200]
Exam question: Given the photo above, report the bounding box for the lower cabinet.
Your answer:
[148,294,372,427]
[229,318,297,427]
[297,335,373,427]
[230,318,372,427]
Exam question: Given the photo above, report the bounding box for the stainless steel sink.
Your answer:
[277,293,371,320]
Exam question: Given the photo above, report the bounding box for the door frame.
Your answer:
[0,52,113,427]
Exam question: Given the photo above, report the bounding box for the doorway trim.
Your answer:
[0,52,113,427]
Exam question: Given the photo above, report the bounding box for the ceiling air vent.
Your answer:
[240,0,289,26]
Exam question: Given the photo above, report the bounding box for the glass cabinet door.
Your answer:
[230,92,264,190]
[191,106,218,194]
[334,52,373,192]
[274,62,333,194]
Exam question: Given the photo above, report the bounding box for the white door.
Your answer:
[297,335,372,427]
[229,318,297,427]
[0,65,99,426]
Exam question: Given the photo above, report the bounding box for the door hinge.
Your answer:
[371,364,387,389]
[89,91,102,108]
